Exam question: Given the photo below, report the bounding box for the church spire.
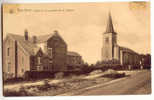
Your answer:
[105,12,115,33]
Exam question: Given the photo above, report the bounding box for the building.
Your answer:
[101,12,141,65]
[67,51,83,69]
[3,30,67,79]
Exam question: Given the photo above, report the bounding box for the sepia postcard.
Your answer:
[1,2,151,96]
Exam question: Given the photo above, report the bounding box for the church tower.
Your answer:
[101,12,118,61]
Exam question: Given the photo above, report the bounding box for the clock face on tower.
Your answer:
[105,37,109,43]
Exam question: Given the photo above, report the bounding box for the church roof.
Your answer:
[105,12,116,34]
[119,46,138,55]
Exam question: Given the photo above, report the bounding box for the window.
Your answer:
[37,66,40,71]
[22,57,24,73]
[21,69,24,73]
[38,57,41,64]
[7,48,10,56]
[8,63,11,73]
[48,48,52,57]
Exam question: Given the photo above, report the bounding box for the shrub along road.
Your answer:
[4,69,150,96]
[60,70,151,95]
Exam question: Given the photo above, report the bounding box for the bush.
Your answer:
[36,79,51,91]
[36,79,60,91]
[89,70,102,75]
[54,72,64,79]
[4,78,24,84]
[4,89,22,96]
[4,85,34,96]
[44,79,50,87]
[24,71,54,79]
[104,69,118,74]
[102,69,125,78]
[102,72,125,78]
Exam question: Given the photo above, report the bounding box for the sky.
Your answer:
[3,2,150,64]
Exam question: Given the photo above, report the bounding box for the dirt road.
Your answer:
[68,70,151,95]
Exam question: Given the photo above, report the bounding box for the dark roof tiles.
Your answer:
[7,31,66,56]
[67,51,81,57]
[8,33,38,55]
[119,46,138,55]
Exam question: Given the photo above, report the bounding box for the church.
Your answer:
[101,12,141,65]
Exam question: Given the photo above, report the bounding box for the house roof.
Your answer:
[67,51,81,57]
[6,30,66,56]
[36,34,54,43]
[36,30,66,44]
[8,33,38,55]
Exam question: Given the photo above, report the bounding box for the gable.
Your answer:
[3,31,67,56]
[36,48,44,57]
[47,35,67,48]
[3,35,14,47]
[5,34,37,56]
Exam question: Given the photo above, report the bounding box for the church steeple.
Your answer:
[105,12,115,33]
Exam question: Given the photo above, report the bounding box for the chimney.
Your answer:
[53,30,58,35]
[33,36,37,43]
[24,29,28,41]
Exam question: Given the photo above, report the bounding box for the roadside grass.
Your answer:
[4,69,127,96]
